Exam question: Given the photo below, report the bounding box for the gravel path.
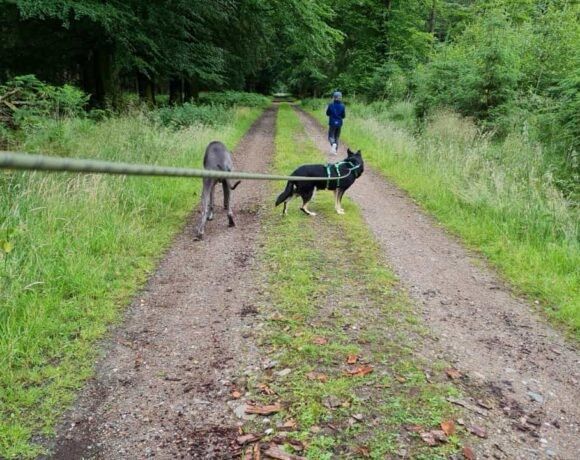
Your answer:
[48,107,277,459]
[296,107,579,460]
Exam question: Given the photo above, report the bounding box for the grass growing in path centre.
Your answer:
[241,104,462,459]
[0,107,262,458]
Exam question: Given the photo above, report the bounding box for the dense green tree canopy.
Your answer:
[0,0,578,165]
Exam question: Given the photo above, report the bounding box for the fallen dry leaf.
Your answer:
[447,397,488,416]
[445,368,462,380]
[305,372,328,382]
[134,352,143,369]
[231,389,242,399]
[245,403,282,415]
[242,448,253,460]
[237,433,262,445]
[288,439,305,452]
[281,419,297,430]
[312,337,328,345]
[467,424,487,438]
[395,375,407,383]
[263,445,306,460]
[431,430,448,443]
[258,383,276,395]
[476,399,493,410]
[253,442,261,460]
[345,365,374,377]
[323,395,342,409]
[347,354,358,364]
[441,419,456,436]
[420,432,438,447]
[420,430,448,446]
[354,446,371,457]
[463,446,476,460]
[404,424,423,433]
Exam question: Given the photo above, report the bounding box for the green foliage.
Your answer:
[415,11,524,120]
[197,91,271,108]
[412,2,579,182]
[0,75,88,129]
[151,103,233,129]
[300,98,326,111]
[367,62,409,101]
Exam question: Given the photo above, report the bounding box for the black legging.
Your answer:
[328,126,341,146]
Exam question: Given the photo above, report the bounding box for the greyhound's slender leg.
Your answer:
[300,190,316,216]
[196,178,214,238]
[208,182,216,221]
[223,180,235,227]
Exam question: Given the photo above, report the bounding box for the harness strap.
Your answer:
[334,163,341,188]
[325,160,361,188]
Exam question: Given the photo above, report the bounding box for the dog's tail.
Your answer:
[275,181,294,207]
[216,164,241,190]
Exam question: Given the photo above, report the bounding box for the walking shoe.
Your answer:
[331,143,338,155]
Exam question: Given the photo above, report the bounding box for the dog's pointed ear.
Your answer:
[347,148,354,156]
[357,150,362,155]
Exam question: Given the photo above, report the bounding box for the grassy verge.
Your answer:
[305,101,579,338]
[241,104,463,459]
[0,107,262,458]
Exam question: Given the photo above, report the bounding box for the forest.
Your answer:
[0,1,579,458]
[1,0,578,182]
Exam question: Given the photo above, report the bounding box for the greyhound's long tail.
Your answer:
[275,181,294,206]
[216,164,241,190]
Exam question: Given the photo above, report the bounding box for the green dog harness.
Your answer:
[325,160,362,189]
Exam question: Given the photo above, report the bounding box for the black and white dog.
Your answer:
[275,149,364,216]
[195,141,241,239]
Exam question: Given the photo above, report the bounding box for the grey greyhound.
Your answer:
[195,141,241,239]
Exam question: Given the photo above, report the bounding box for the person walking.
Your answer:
[326,91,345,155]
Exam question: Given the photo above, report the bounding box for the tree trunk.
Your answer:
[137,72,156,106]
[380,0,392,57]
[82,51,98,107]
[428,0,437,34]
[95,48,119,108]
[184,79,199,101]
[169,77,183,105]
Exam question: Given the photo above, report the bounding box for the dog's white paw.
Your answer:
[337,209,345,215]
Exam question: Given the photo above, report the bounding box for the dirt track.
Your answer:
[48,107,277,459]
[296,107,579,460]
[47,105,579,460]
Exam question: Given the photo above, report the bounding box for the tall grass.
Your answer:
[0,107,261,458]
[198,91,271,108]
[305,100,579,336]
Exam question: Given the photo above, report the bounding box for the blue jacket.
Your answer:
[326,101,346,127]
